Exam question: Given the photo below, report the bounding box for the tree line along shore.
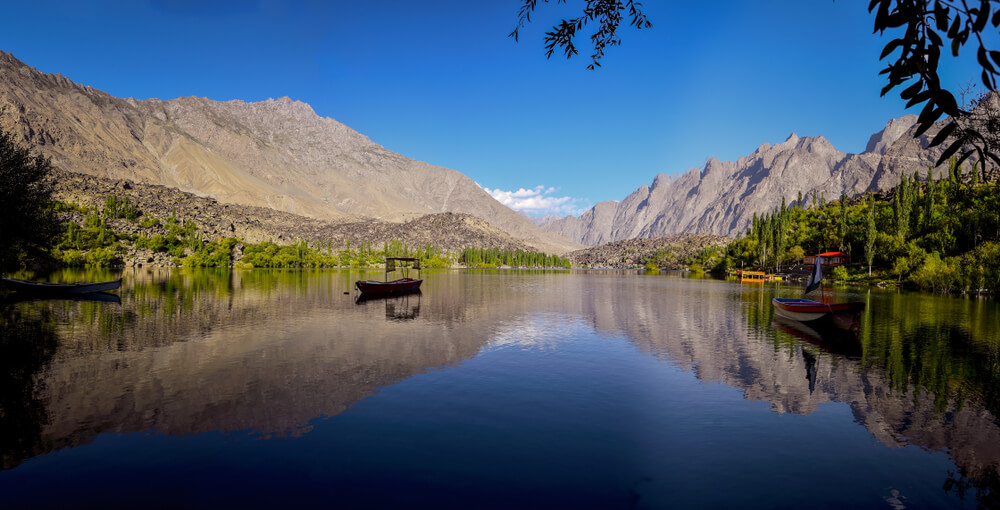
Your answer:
[719,159,1000,295]
[40,198,574,271]
[3,127,999,294]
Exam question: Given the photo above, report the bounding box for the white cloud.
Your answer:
[480,184,588,217]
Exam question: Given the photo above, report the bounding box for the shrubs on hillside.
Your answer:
[728,158,1000,293]
[44,198,571,271]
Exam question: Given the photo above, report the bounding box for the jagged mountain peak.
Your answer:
[865,114,918,155]
[539,113,952,245]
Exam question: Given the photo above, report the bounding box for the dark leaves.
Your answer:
[930,120,958,147]
[874,0,1000,171]
[509,0,651,69]
[935,133,964,166]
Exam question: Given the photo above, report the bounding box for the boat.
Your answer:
[736,270,768,282]
[770,255,864,330]
[0,277,122,295]
[772,298,865,329]
[736,270,781,282]
[355,257,423,296]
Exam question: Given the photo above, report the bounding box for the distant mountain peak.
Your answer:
[538,114,950,245]
[865,115,918,155]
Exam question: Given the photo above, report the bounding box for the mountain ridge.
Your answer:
[0,50,581,254]
[537,113,950,245]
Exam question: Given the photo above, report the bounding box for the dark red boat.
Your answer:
[355,277,422,295]
[772,298,865,329]
[771,254,865,330]
[355,257,422,296]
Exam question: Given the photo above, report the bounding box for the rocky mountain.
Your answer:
[539,114,956,245]
[0,51,579,254]
[567,234,730,269]
[52,170,533,267]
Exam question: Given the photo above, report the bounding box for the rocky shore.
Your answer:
[567,234,731,269]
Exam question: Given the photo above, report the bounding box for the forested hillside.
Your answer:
[726,159,1000,293]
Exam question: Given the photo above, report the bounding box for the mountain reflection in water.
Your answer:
[1,269,998,508]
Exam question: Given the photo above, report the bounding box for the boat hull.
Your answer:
[771,298,865,329]
[355,278,422,296]
[0,278,122,295]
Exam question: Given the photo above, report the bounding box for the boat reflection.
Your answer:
[771,316,862,357]
[1,291,122,305]
[355,290,421,321]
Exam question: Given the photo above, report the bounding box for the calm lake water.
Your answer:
[1,269,999,509]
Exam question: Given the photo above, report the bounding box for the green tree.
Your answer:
[924,165,936,230]
[866,193,878,276]
[893,173,915,239]
[0,128,56,272]
[839,191,849,246]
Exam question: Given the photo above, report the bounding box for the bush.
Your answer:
[147,235,168,253]
[422,255,451,269]
[909,253,959,292]
[84,214,102,229]
[104,195,138,220]
[56,249,86,267]
[85,247,120,267]
[831,266,849,282]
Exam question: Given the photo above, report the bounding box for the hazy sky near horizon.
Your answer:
[1,1,994,216]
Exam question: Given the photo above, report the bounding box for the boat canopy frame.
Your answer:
[384,257,421,281]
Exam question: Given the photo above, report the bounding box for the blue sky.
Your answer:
[0,1,993,216]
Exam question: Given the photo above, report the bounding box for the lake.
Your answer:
[1,269,998,509]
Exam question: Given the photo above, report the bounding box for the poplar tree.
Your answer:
[774,205,787,272]
[923,165,935,230]
[865,193,877,277]
[893,174,913,239]
[839,191,848,247]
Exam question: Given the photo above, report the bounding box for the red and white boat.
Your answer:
[771,298,865,329]
[355,257,423,296]
[771,254,864,330]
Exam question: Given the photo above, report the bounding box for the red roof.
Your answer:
[817,251,847,257]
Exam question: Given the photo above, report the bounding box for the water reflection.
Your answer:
[0,303,59,470]
[355,291,422,321]
[2,269,999,506]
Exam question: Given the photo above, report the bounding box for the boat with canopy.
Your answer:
[355,257,423,296]
[771,255,864,330]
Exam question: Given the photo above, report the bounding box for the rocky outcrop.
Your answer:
[567,234,730,268]
[0,51,579,254]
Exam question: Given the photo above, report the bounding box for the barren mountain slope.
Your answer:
[0,51,579,254]
[540,114,958,245]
